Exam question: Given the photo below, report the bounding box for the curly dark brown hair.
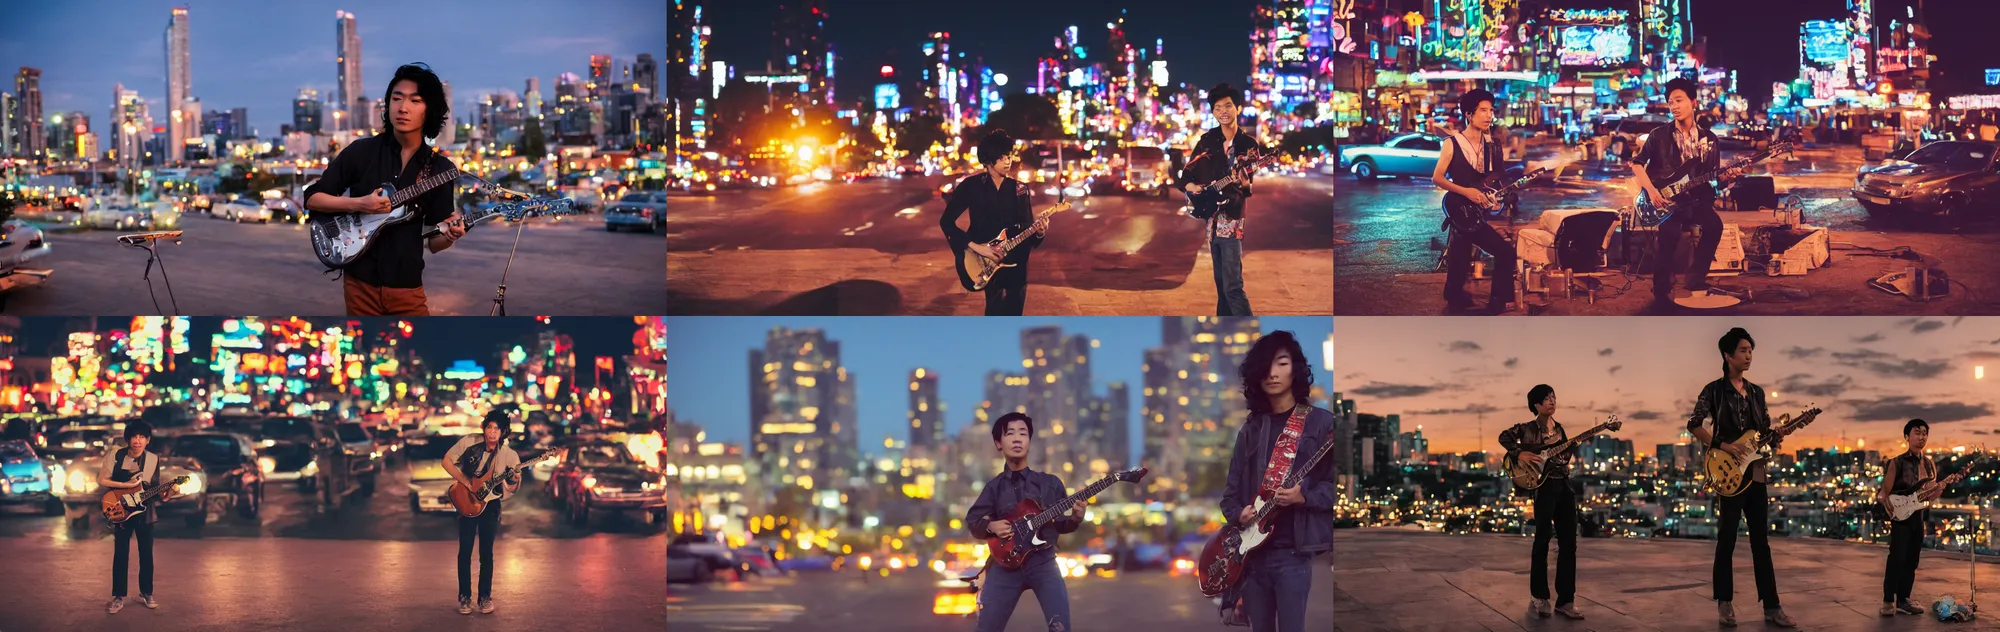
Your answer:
[1239,331,1314,414]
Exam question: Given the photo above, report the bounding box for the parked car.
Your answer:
[253,416,319,491]
[56,445,204,530]
[326,421,382,496]
[402,435,460,514]
[157,432,264,523]
[1120,146,1173,196]
[0,439,62,515]
[669,533,748,582]
[1853,140,2000,230]
[605,192,666,233]
[547,438,667,526]
[141,404,200,436]
[220,201,269,223]
[1338,133,1443,180]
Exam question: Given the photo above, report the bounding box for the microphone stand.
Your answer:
[121,235,181,316]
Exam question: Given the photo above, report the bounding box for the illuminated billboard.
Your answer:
[874,84,899,110]
[1801,20,1849,68]
[1556,25,1632,69]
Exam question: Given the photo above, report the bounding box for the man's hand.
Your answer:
[352,189,392,214]
[1034,219,1051,236]
[438,213,467,242]
[1643,186,1667,204]
[967,242,998,260]
[1461,190,1491,207]
[1272,484,1305,507]
[989,520,1013,539]
[1069,498,1088,519]
[1184,183,1203,195]
[1237,505,1257,525]
[1721,442,1752,460]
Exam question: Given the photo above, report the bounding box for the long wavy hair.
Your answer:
[1240,331,1314,414]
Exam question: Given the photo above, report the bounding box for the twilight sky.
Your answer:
[668,316,1334,462]
[1337,317,2000,455]
[0,0,665,137]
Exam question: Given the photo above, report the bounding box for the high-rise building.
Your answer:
[669,1,710,160]
[524,77,542,118]
[201,107,248,140]
[294,88,323,134]
[0,92,14,156]
[1103,381,1130,471]
[908,368,943,450]
[165,7,191,163]
[1140,347,1174,497]
[1147,317,1262,499]
[111,84,150,168]
[747,328,857,495]
[13,68,41,160]
[589,54,613,101]
[773,1,830,107]
[336,10,363,132]
[1020,326,1094,479]
[634,53,659,97]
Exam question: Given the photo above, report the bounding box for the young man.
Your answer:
[1633,77,1744,312]
[100,421,176,614]
[304,62,467,316]
[1177,83,1264,316]
[441,411,521,614]
[963,412,1086,632]
[1219,331,1336,632]
[1686,327,1795,628]
[1430,89,1517,315]
[1879,418,1937,617]
[1498,385,1583,620]
[940,129,1049,316]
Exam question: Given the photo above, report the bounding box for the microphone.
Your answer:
[117,231,183,246]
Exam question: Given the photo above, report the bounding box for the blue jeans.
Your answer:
[976,550,1071,632]
[1211,236,1252,316]
[1241,547,1313,632]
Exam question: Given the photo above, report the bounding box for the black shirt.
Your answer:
[1499,419,1572,482]
[963,466,1083,552]
[1636,121,1723,208]
[303,133,457,288]
[1175,126,1264,220]
[938,172,1042,264]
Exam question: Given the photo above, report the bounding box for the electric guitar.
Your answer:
[1184,150,1280,220]
[1443,167,1549,233]
[1701,405,1822,497]
[447,448,567,517]
[307,170,576,269]
[1884,449,1986,521]
[955,202,1070,292]
[1635,140,1794,226]
[1197,430,1337,598]
[984,467,1147,571]
[100,474,191,524]
[1502,416,1622,491]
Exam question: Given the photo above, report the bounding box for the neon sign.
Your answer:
[1556,25,1632,69]
[1801,21,1848,68]
[1547,8,1627,26]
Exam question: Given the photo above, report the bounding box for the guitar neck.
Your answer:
[1544,423,1614,457]
[388,168,464,206]
[1029,474,1120,528]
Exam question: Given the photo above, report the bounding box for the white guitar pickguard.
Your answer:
[323,205,417,263]
[1233,497,1273,555]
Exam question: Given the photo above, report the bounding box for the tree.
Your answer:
[894,113,948,155]
[978,93,1064,142]
[519,116,547,158]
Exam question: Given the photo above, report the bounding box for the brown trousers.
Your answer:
[343,276,430,316]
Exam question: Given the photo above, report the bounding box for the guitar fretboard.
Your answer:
[388,168,465,206]
[1029,473,1123,529]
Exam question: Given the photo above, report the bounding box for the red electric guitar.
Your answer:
[1196,431,1337,598]
[983,467,1148,571]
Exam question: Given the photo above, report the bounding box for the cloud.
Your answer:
[1853,333,1884,343]
[1910,320,1947,334]
[1785,347,1825,359]
[1840,396,1992,423]
[1774,373,1855,398]
[1408,403,1502,416]
[1348,381,1444,399]
[1503,357,1519,369]
[1608,365,1623,375]
[1625,410,1665,421]
[1964,351,2000,361]
[1829,349,1951,379]
[1597,348,1615,356]
[1445,341,1482,353]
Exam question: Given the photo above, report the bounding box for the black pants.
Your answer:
[983,261,1028,316]
[1443,222,1516,307]
[112,520,154,598]
[457,501,501,599]
[1714,482,1780,607]
[1530,482,1577,606]
[1653,204,1722,298]
[1884,513,1925,602]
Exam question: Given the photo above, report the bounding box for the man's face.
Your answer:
[1534,392,1557,417]
[128,434,149,452]
[995,420,1031,459]
[1212,97,1239,123]
[1468,102,1494,130]
[389,79,427,135]
[1668,91,1695,122]
[991,152,1016,173]
[1907,426,1929,451]
[1728,340,1755,373]
[1262,350,1294,398]
[484,423,502,444]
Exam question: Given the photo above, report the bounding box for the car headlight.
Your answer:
[67,469,95,494]
[180,473,203,495]
[301,460,318,477]
[258,456,276,474]
[50,464,65,494]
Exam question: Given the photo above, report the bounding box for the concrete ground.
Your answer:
[1337,528,2000,631]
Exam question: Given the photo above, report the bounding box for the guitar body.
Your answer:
[1887,493,1933,522]
[100,487,147,524]
[448,472,505,518]
[1503,452,1548,490]
[1702,430,1765,497]
[308,183,423,268]
[984,498,1052,571]
[1196,495,1277,597]
[1183,187,1242,221]
[956,235,1015,292]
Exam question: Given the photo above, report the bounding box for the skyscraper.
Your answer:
[589,54,613,101]
[908,368,943,450]
[773,1,830,107]
[15,67,43,161]
[336,10,363,131]
[747,328,857,495]
[164,7,191,162]
[0,92,14,157]
[1103,381,1130,471]
[634,53,659,97]
[294,88,323,134]
[524,77,542,118]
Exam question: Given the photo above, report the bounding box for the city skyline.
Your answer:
[1339,317,1998,455]
[0,0,665,137]
[666,316,1333,462]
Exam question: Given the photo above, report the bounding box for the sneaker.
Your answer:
[1554,603,1584,620]
[139,594,157,609]
[457,596,472,615]
[1881,602,1897,617]
[1717,601,1736,627]
[1764,607,1796,628]
[478,597,494,614]
[106,597,123,614]
[1531,598,1550,618]
[1897,599,1924,615]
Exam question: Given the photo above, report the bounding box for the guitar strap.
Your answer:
[1257,405,1311,498]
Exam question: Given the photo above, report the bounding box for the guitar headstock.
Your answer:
[1112,467,1149,484]
[1766,141,1796,160]
[488,197,580,222]
[1602,414,1622,433]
